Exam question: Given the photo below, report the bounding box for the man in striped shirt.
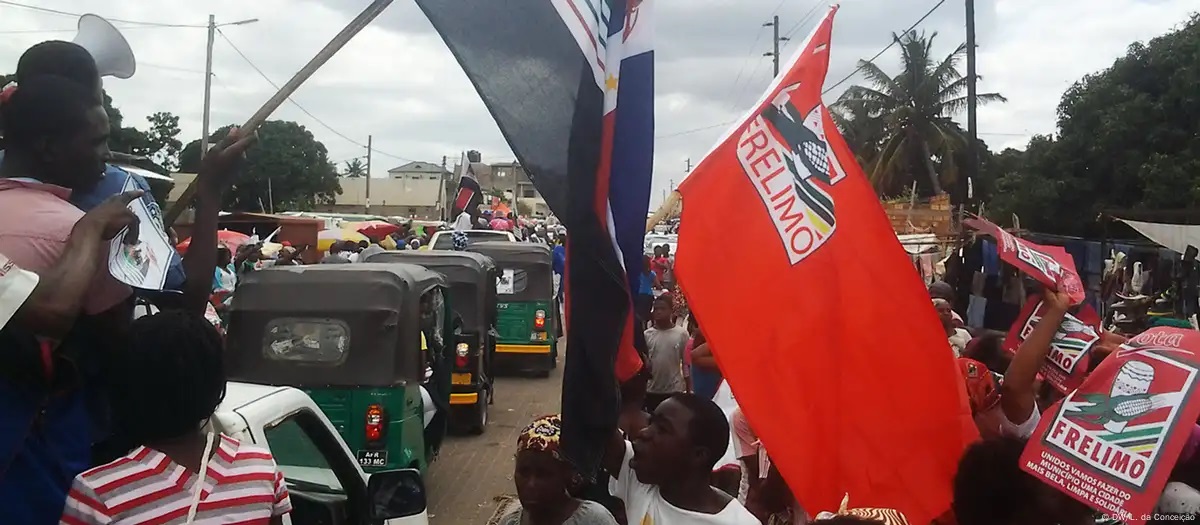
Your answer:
[60,312,291,525]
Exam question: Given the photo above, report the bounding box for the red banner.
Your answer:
[674,8,976,522]
[964,217,1086,304]
[1004,296,1103,393]
[1019,328,1200,524]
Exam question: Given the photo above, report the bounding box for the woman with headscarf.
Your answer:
[498,415,618,525]
[452,230,470,251]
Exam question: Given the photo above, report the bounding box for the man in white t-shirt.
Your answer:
[603,393,759,525]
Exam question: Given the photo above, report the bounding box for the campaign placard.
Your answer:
[1003,296,1102,394]
[964,217,1085,304]
[1019,328,1200,524]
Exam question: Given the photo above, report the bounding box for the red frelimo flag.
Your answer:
[675,7,977,521]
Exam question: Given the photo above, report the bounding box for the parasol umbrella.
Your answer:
[317,229,369,252]
[352,220,400,239]
[176,229,251,255]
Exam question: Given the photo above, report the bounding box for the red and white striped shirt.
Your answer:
[60,434,291,525]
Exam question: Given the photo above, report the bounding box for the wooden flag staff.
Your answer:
[164,0,394,228]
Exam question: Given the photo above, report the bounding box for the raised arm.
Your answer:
[180,129,256,315]
[1001,288,1070,423]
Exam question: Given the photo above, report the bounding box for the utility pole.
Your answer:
[513,163,520,216]
[685,158,692,173]
[762,16,789,77]
[365,135,373,214]
[440,155,448,221]
[964,0,979,215]
[200,16,258,159]
[200,15,215,159]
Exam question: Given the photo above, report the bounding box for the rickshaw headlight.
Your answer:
[456,343,470,357]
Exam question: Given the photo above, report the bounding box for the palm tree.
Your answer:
[342,158,367,178]
[832,31,1005,196]
[829,96,886,171]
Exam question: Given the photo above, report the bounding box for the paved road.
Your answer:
[426,346,565,524]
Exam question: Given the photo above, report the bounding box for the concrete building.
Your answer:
[489,161,549,216]
[167,171,444,220]
[388,160,450,181]
[316,176,444,219]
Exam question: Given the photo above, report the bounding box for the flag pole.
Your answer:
[164,0,395,228]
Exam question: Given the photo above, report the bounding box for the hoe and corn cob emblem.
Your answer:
[1067,361,1176,433]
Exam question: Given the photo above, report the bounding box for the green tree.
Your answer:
[986,13,1200,237]
[179,120,342,212]
[833,31,1006,197]
[342,158,367,178]
[142,112,183,171]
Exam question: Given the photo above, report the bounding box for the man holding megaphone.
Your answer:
[0,16,256,525]
[0,15,189,295]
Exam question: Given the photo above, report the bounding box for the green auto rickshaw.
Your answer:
[364,250,497,434]
[465,241,557,374]
[225,263,454,474]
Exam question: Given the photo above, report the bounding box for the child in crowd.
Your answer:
[644,297,690,412]
[60,312,291,524]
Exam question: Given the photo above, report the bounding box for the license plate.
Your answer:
[452,373,472,385]
[357,450,388,468]
[530,332,548,341]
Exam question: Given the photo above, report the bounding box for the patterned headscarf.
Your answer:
[452,230,469,251]
[517,414,564,461]
[815,494,910,525]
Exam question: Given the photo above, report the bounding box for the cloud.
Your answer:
[1,0,1195,210]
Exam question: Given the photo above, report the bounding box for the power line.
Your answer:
[781,1,825,40]
[655,121,734,140]
[215,28,415,164]
[0,24,196,34]
[822,0,948,95]
[661,1,948,142]
[723,26,768,113]
[0,0,206,28]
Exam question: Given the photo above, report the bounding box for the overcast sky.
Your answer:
[1,0,1195,209]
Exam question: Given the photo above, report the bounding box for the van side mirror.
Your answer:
[366,468,426,519]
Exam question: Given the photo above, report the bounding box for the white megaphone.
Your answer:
[73,14,136,79]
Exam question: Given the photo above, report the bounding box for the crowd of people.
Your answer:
[3,30,1200,525]
[0,41,290,524]
[495,273,1200,525]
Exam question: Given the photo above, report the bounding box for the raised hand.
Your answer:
[75,189,143,242]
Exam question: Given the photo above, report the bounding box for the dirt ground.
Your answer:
[425,343,564,524]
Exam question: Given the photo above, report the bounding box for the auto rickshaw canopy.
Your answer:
[225,263,447,387]
[363,250,497,330]
[465,242,554,301]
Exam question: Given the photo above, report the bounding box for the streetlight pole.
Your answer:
[201,15,215,159]
[200,16,259,159]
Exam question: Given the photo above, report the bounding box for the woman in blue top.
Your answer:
[636,256,657,328]
[688,316,723,401]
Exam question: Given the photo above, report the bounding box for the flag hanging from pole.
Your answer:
[450,151,482,218]
[674,7,977,522]
[415,0,653,476]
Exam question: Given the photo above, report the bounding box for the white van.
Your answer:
[212,382,429,524]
